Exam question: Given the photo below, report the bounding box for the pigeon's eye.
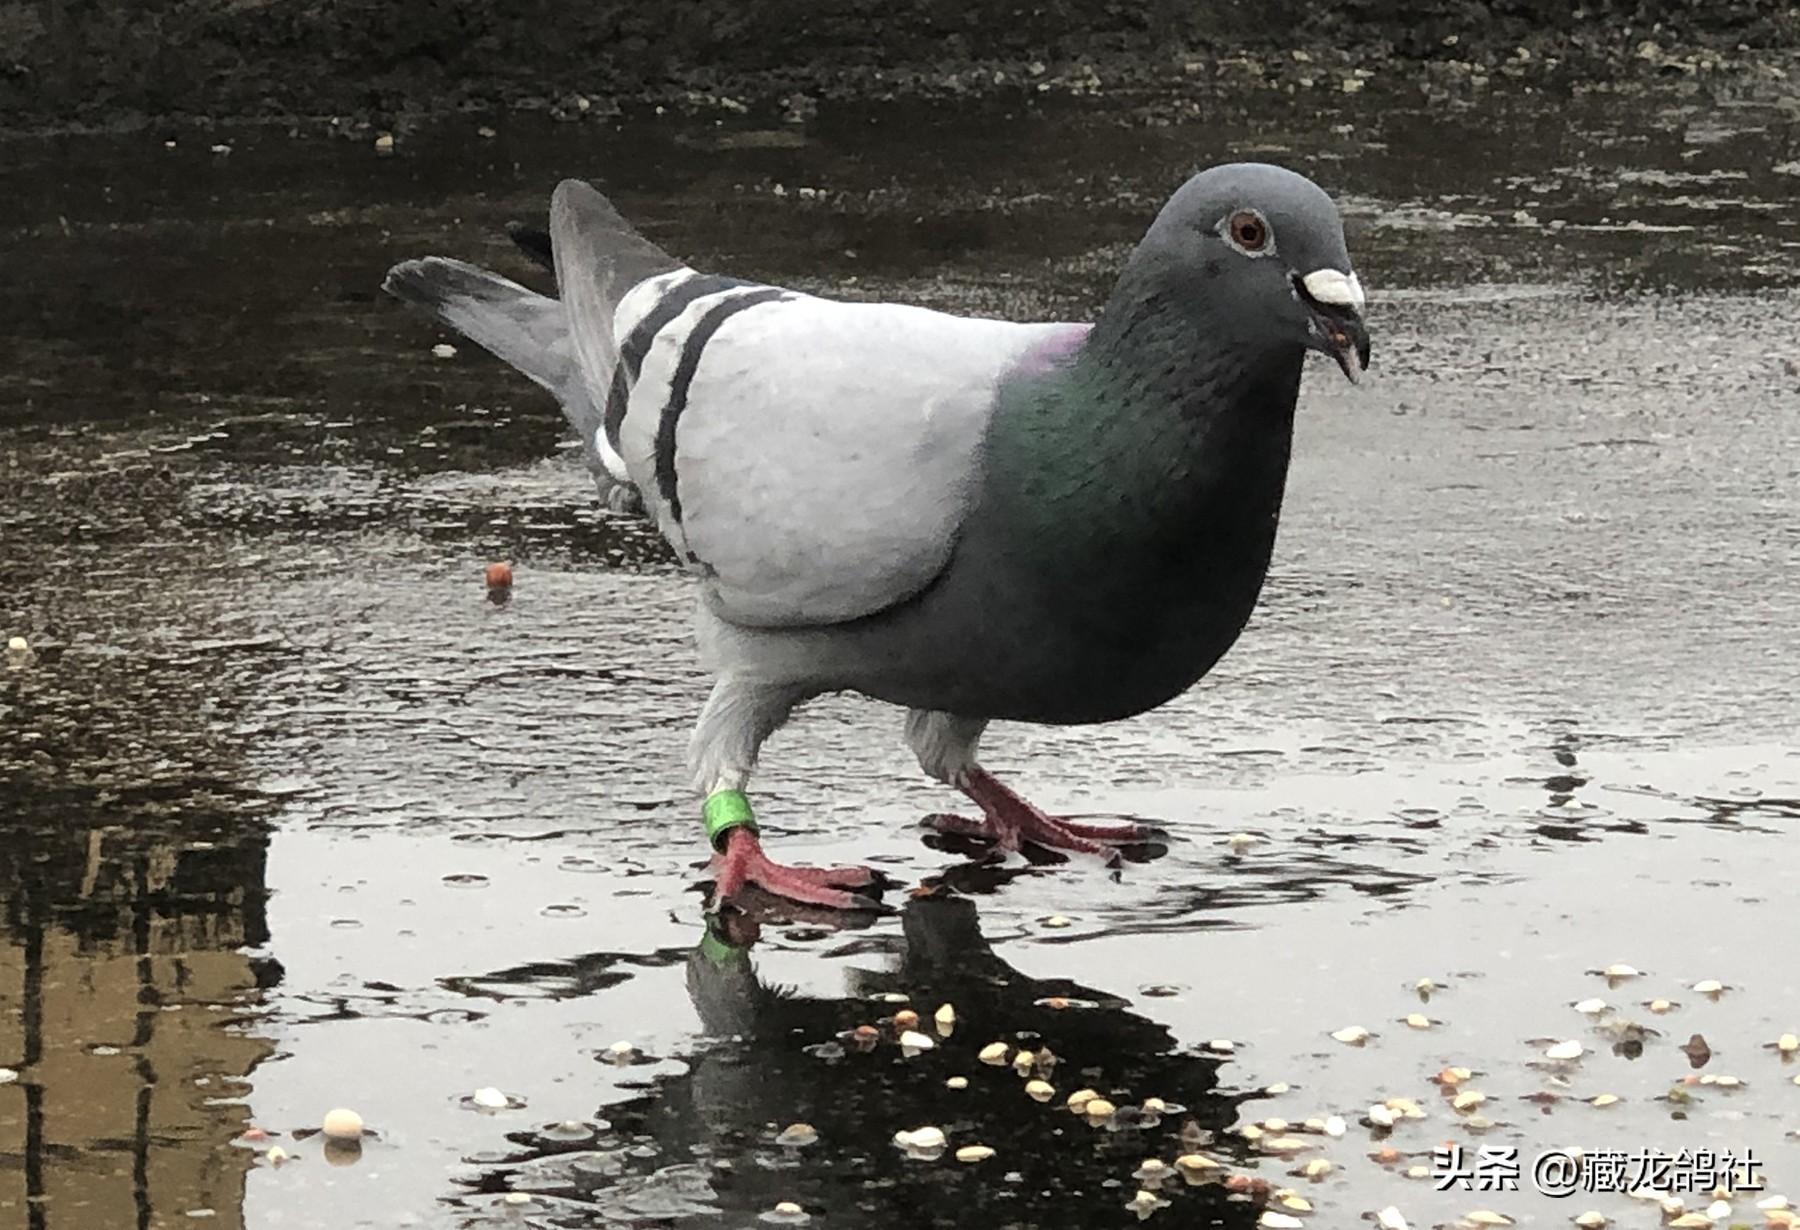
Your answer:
[1228,210,1270,252]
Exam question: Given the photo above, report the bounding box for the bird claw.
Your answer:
[706,828,891,914]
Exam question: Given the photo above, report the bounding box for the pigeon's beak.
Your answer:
[1295,269,1371,383]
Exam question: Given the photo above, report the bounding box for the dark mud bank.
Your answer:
[4,0,1798,134]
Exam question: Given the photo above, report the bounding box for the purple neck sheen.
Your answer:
[1010,323,1092,377]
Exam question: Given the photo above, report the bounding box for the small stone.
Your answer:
[1692,978,1723,994]
[955,1144,995,1163]
[1464,1214,1513,1227]
[0,1068,17,1084]
[1011,1048,1035,1076]
[1176,1153,1222,1176]
[1322,1115,1347,1137]
[776,1123,818,1146]
[1368,1103,1396,1127]
[1264,1081,1289,1095]
[1330,1025,1370,1045]
[1667,1216,1710,1228]
[1125,1189,1167,1217]
[1589,1093,1620,1107]
[1261,1213,1304,1229]
[1067,1088,1099,1112]
[1042,915,1072,928]
[1573,1214,1608,1229]
[1143,1097,1168,1114]
[320,1108,363,1141]
[470,1086,509,1110]
[1083,1098,1117,1120]
[892,1009,920,1032]
[1025,1079,1055,1102]
[374,133,395,156]
[1404,1013,1432,1030]
[934,1003,956,1030]
[945,1076,968,1090]
[1227,832,1260,850]
[605,1040,638,1064]
[1260,1136,1311,1154]
[1574,998,1608,1015]
[899,1030,936,1055]
[265,1146,288,1165]
[1452,1090,1487,1112]
[431,342,457,359]
[893,1125,946,1152]
[1206,1039,1236,1053]
[1377,1207,1408,1230]
[1705,1200,1731,1220]
[1648,998,1675,1014]
[6,637,27,653]
[1545,1040,1584,1061]
[978,1042,1010,1065]
[1603,964,1640,979]
[1415,977,1437,994]
[1435,1066,1473,1086]
[1777,1032,1799,1054]
[1301,1158,1333,1178]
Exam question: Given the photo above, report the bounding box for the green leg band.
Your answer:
[697,917,751,966]
[703,789,758,852]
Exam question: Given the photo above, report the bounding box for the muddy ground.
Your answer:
[4,0,1800,135]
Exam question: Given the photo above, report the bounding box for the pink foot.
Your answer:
[708,827,884,912]
[925,768,1166,865]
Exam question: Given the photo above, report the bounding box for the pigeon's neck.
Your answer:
[985,267,1303,612]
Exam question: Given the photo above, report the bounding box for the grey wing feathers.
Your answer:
[387,178,1079,627]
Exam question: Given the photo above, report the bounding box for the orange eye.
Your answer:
[1228,210,1269,251]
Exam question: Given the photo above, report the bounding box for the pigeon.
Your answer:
[383,162,1369,911]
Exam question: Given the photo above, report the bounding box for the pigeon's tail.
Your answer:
[383,181,680,504]
[382,256,631,497]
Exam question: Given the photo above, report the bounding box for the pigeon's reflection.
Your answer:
[469,892,1262,1228]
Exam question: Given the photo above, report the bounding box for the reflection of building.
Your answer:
[0,811,275,1230]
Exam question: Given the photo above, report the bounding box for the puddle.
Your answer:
[2,80,1797,1230]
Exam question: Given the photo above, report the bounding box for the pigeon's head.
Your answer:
[1138,162,1370,382]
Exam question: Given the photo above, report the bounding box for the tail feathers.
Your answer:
[550,179,682,424]
[383,256,631,493]
[383,257,572,396]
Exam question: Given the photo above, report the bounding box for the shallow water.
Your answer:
[2,80,1798,1230]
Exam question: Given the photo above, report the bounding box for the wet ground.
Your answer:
[2,78,1799,1230]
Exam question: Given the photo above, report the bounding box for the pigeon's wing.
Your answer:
[600,273,1090,628]
[543,176,1090,627]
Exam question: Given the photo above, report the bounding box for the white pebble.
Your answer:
[893,1125,946,1152]
[1377,1206,1408,1230]
[430,343,456,359]
[320,1107,363,1141]
[470,1086,509,1109]
[1545,1039,1584,1061]
[6,636,27,653]
[1603,964,1640,979]
[1574,998,1607,1015]
[899,1030,936,1055]
[1331,1025,1370,1045]
[1367,1103,1396,1128]
[1692,978,1723,994]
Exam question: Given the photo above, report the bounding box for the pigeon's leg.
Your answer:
[691,677,882,912]
[906,710,1161,862]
